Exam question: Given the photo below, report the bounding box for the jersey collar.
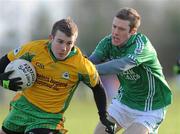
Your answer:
[125,33,137,47]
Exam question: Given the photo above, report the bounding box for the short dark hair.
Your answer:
[115,7,141,30]
[51,17,78,37]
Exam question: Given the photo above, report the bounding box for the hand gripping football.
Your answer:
[5,59,37,89]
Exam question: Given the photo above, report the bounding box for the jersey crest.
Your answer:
[13,47,22,55]
[62,72,70,80]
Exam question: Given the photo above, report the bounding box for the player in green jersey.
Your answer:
[0,17,115,134]
[89,7,172,134]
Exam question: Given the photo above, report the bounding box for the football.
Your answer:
[5,59,37,89]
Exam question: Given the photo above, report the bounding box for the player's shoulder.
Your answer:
[74,46,89,63]
[99,34,111,44]
[22,39,49,49]
[103,34,112,41]
[126,33,153,54]
[128,33,152,50]
[134,33,151,44]
[74,46,96,71]
[83,57,97,75]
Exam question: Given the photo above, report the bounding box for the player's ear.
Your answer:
[48,35,53,41]
[130,28,137,35]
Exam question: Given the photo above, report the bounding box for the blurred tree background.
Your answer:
[1,0,179,76]
[0,0,180,133]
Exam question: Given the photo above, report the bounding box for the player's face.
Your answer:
[111,17,134,47]
[49,30,77,60]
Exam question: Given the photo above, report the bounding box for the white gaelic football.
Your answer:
[5,59,37,89]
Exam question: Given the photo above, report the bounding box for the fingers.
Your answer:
[5,70,14,76]
[15,81,23,86]
[12,77,22,82]
[10,85,22,91]
[9,84,22,91]
[9,77,23,91]
[12,78,23,88]
[15,85,22,90]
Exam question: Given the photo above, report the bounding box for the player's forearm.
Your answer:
[91,81,107,116]
[96,57,136,75]
[91,81,116,133]
[88,53,102,64]
[0,55,10,74]
[0,54,10,87]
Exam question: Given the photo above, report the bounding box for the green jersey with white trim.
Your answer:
[91,33,172,111]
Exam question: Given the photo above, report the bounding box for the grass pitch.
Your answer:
[0,86,179,134]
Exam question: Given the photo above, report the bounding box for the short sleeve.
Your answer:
[91,35,111,61]
[81,58,100,88]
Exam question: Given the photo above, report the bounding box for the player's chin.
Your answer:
[112,41,120,46]
[112,40,124,47]
[57,55,67,60]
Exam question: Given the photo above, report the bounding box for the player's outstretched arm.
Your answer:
[91,80,116,134]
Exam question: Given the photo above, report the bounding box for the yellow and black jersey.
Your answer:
[7,40,99,113]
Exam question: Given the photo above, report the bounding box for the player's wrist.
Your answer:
[2,80,10,89]
[98,111,107,118]
[98,112,116,134]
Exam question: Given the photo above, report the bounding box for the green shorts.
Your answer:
[2,96,66,134]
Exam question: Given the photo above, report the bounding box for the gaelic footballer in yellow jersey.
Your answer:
[0,18,115,134]
[7,40,98,113]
